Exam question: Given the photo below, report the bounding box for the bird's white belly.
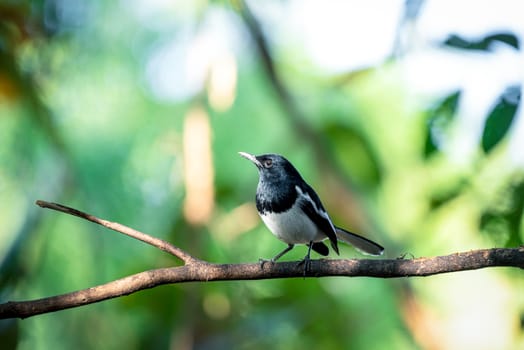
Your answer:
[260,206,325,244]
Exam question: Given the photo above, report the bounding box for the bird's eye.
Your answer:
[263,159,273,168]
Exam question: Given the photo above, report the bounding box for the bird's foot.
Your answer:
[258,258,275,269]
[296,256,312,277]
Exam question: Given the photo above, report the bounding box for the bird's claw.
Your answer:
[259,258,274,269]
[297,256,312,277]
[396,252,415,260]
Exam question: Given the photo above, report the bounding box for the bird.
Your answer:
[239,152,384,273]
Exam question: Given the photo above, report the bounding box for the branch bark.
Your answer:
[0,201,522,319]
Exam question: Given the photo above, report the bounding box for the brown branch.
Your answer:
[35,200,199,264]
[0,200,522,319]
[1,247,523,319]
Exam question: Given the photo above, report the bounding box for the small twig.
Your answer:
[1,247,523,319]
[35,200,199,264]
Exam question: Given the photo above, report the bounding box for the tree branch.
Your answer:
[0,201,522,319]
[35,200,199,264]
[1,248,523,319]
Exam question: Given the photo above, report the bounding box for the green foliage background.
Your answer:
[1,1,523,349]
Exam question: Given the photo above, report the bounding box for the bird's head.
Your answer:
[239,152,302,185]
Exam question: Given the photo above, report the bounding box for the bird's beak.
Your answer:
[239,151,262,167]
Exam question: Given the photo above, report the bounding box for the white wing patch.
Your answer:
[295,185,336,235]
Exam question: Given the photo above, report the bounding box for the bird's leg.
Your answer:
[259,244,294,268]
[297,241,314,276]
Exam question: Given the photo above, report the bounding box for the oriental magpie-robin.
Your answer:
[239,152,384,272]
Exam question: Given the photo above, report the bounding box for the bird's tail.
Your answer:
[335,227,384,256]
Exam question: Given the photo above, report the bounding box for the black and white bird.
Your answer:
[239,152,384,272]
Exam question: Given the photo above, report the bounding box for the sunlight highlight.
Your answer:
[183,106,215,225]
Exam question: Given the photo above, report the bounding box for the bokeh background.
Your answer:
[1,0,524,349]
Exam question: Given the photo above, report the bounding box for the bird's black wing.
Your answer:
[296,184,340,255]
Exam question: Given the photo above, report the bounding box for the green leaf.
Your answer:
[481,85,520,153]
[424,91,461,157]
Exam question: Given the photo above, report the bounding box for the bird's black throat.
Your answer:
[255,180,298,214]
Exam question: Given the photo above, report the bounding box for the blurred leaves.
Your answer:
[424,91,460,157]
[324,122,381,188]
[443,32,520,51]
[480,176,524,247]
[1,1,524,349]
[481,85,520,153]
